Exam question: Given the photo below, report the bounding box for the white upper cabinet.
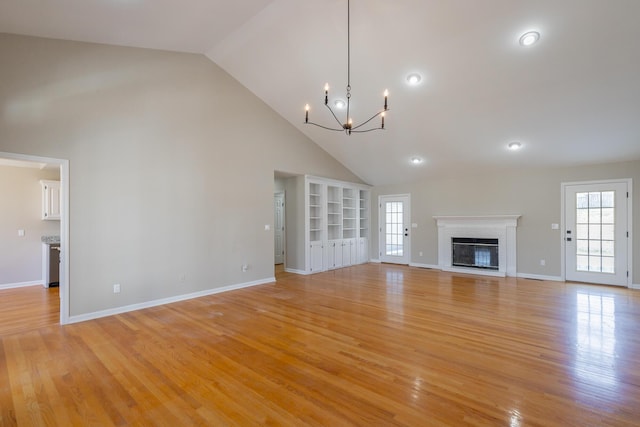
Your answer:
[40,180,61,221]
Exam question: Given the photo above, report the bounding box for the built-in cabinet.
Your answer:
[304,176,370,274]
[40,180,61,220]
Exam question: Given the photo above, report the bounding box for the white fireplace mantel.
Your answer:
[433,215,521,277]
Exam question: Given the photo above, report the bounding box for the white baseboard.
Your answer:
[442,266,506,278]
[66,277,275,325]
[285,268,310,275]
[369,259,381,264]
[409,263,440,269]
[0,280,42,290]
[516,273,563,282]
[630,283,640,290]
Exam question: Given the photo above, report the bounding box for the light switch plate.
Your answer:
[18,229,25,237]
[551,223,559,230]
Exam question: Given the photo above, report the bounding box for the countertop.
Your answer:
[41,235,60,244]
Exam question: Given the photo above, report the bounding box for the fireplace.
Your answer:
[433,215,520,277]
[452,238,499,270]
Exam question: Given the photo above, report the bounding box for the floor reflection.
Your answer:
[574,291,618,390]
[385,270,404,319]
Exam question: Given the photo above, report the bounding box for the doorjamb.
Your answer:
[560,179,633,287]
[0,151,70,324]
[274,191,286,268]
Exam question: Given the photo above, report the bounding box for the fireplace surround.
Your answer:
[433,215,521,277]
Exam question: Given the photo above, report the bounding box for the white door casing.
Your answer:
[379,194,411,264]
[563,180,631,287]
[274,192,285,265]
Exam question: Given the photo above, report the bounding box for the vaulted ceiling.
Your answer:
[2,0,639,185]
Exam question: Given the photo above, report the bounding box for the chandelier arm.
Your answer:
[351,127,386,133]
[305,122,345,132]
[325,103,347,128]
[350,109,389,130]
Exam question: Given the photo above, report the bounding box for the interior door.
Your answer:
[379,195,411,264]
[564,181,629,286]
[274,192,285,265]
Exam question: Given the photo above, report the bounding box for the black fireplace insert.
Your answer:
[452,238,499,270]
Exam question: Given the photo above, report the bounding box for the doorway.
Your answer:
[379,194,411,264]
[0,151,69,324]
[563,180,631,286]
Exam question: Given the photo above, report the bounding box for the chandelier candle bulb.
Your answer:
[324,83,329,105]
[381,112,385,129]
[384,90,388,110]
[305,104,309,123]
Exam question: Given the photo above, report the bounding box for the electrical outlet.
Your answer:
[540,259,546,266]
[18,229,25,237]
[241,264,249,272]
[419,251,423,257]
[113,283,121,293]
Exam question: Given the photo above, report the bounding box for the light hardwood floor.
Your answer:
[1,264,639,426]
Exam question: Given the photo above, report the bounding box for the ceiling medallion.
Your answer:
[304,0,388,135]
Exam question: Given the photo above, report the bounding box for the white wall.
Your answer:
[371,160,640,284]
[0,33,361,317]
[0,165,60,286]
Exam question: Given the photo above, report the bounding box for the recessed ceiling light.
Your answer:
[519,31,540,47]
[406,73,422,85]
[508,142,522,150]
[410,156,424,165]
[334,99,346,109]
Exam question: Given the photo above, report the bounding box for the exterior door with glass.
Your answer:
[564,181,629,286]
[379,195,411,264]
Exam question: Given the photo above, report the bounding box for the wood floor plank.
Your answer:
[2,264,640,425]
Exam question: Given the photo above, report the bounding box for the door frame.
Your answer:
[560,179,633,287]
[378,194,411,264]
[274,191,285,266]
[0,151,70,324]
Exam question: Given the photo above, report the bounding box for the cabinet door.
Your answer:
[310,242,324,272]
[342,240,354,266]
[41,180,61,220]
[331,240,343,269]
[358,237,368,264]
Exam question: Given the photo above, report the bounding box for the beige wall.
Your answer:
[372,160,640,284]
[0,33,360,317]
[0,165,60,286]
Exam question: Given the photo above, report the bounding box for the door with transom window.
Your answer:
[564,181,630,286]
[379,195,411,264]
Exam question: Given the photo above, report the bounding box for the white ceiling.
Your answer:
[2,0,639,186]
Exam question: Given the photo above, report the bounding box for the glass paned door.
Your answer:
[379,195,410,264]
[565,182,629,286]
[385,201,404,256]
[575,191,615,273]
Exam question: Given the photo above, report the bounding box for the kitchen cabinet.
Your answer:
[40,180,61,220]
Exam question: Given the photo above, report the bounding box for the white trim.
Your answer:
[370,259,381,264]
[561,178,633,287]
[378,194,412,265]
[0,151,69,325]
[285,268,310,275]
[433,215,521,277]
[443,266,506,278]
[0,281,42,290]
[409,262,439,269]
[66,277,275,325]
[630,283,640,290]
[517,273,564,282]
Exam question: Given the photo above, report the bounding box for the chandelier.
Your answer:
[304,0,388,135]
